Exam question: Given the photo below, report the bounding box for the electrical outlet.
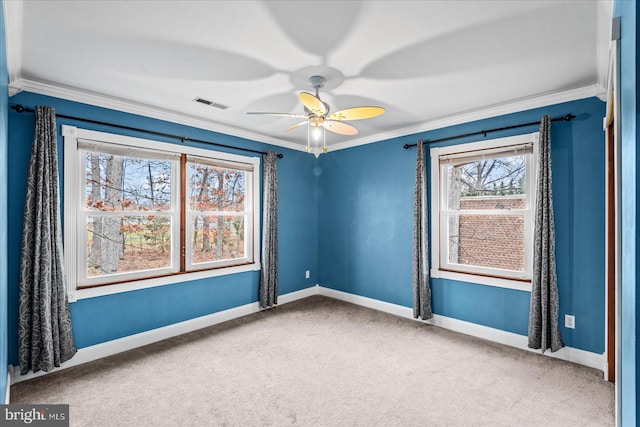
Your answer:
[305,270,310,279]
[565,314,575,329]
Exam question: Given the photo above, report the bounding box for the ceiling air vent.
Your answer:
[193,97,229,110]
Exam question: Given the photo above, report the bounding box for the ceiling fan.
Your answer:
[247,75,385,153]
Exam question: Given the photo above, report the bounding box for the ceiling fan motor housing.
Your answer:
[246,71,384,144]
[308,75,327,90]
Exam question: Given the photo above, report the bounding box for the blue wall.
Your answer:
[7,91,318,362]
[318,97,606,354]
[614,0,638,424]
[0,2,9,404]
[1,30,625,417]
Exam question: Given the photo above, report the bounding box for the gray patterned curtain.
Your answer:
[528,116,564,353]
[18,106,76,374]
[413,139,432,320]
[259,151,278,308]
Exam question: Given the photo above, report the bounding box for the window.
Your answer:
[79,141,181,286]
[185,156,254,271]
[430,133,538,288]
[63,126,260,301]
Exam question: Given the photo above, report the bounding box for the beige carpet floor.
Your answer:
[11,295,614,426]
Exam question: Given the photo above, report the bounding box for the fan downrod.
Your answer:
[304,75,330,115]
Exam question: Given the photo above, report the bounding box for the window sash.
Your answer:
[184,159,254,269]
[78,138,181,161]
[76,212,180,289]
[77,149,181,287]
[80,146,179,214]
[438,143,532,164]
[186,155,254,172]
[439,211,530,280]
[185,212,252,271]
[442,208,528,215]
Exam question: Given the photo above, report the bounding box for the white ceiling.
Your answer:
[5,1,612,153]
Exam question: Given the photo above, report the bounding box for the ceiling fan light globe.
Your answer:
[312,126,323,140]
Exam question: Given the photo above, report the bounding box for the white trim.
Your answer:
[63,125,79,301]
[328,85,603,152]
[9,285,604,385]
[10,285,319,384]
[430,270,532,292]
[603,46,612,383]
[2,0,23,94]
[73,263,261,301]
[317,286,605,372]
[63,125,265,162]
[63,125,262,302]
[75,148,181,288]
[595,0,615,96]
[605,35,622,427]
[4,370,10,404]
[12,78,308,153]
[10,77,602,155]
[429,133,538,288]
[183,156,259,274]
[429,132,538,160]
[613,40,622,427]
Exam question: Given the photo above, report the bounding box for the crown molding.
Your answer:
[10,77,603,157]
[3,0,23,93]
[2,1,612,157]
[596,83,608,102]
[326,84,605,153]
[10,77,309,153]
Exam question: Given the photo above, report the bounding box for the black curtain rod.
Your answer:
[10,104,284,158]
[403,114,576,149]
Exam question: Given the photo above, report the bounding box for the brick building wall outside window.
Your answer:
[452,195,526,272]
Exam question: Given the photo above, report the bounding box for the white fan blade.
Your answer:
[286,121,309,131]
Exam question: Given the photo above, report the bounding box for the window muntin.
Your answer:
[64,126,260,298]
[432,134,537,283]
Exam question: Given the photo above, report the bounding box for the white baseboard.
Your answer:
[9,284,604,385]
[10,285,318,384]
[317,286,605,372]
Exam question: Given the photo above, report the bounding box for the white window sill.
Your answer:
[69,262,261,302]
[430,269,532,292]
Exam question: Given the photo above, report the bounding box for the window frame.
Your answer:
[63,125,261,302]
[429,132,539,292]
[77,139,182,287]
[184,155,255,272]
